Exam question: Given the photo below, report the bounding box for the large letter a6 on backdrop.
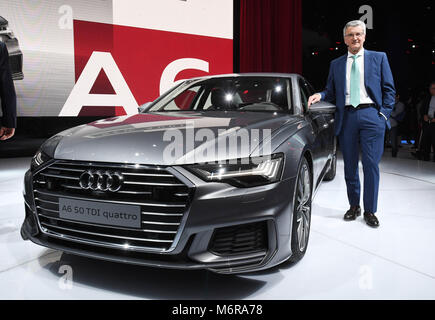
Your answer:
[61,20,233,117]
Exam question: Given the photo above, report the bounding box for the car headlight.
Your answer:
[31,150,51,171]
[186,153,284,188]
[31,135,63,171]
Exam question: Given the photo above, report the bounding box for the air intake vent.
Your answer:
[209,221,268,256]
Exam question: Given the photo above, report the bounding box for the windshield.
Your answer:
[147,77,292,113]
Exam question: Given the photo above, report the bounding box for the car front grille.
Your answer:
[32,160,194,252]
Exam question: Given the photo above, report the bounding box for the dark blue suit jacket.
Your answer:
[0,41,17,128]
[319,49,396,135]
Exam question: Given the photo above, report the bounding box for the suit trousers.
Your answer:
[339,107,386,213]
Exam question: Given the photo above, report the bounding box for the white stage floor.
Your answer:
[1,149,434,300]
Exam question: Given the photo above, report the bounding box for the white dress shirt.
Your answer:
[345,48,375,106]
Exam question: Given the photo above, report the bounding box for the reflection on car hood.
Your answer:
[54,111,302,165]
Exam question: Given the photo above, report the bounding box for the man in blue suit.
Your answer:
[308,20,396,228]
[0,41,17,141]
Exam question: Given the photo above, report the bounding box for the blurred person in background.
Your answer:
[389,94,406,158]
[411,88,430,159]
[0,41,17,141]
[419,81,435,161]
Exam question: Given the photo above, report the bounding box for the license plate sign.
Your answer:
[59,198,141,229]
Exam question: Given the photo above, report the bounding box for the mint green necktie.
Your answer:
[350,55,360,108]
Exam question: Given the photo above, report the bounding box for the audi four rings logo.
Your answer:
[79,170,124,192]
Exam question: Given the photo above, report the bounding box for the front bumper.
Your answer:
[22,165,296,274]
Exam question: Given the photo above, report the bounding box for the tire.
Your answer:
[323,137,337,181]
[289,157,312,264]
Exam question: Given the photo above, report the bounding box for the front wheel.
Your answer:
[289,157,312,263]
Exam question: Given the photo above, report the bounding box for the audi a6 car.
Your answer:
[0,16,23,80]
[21,74,336,274]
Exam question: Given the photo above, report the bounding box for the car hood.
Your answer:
[53,111,301,165]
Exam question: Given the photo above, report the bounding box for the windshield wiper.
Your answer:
[237,102,284,111]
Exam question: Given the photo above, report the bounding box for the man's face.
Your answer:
[344,26,366,53]
[430,84,435,96]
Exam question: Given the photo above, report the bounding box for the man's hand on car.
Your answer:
[0,127,15,140]
[308,93,321,107]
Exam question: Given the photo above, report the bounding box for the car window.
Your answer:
[200,88,243,110]
[299,79,310,114]
[148,77,292,113]
[157,86,201,111]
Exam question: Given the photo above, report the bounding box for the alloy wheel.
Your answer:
[295,162,311,252]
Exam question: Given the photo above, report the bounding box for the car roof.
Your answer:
[188,73,302,81]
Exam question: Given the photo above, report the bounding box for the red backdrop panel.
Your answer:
[73,20,233,116]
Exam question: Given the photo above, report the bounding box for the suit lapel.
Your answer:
[338,55,347,105]
[364,50,371,89]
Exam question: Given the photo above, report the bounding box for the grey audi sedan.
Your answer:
[21,74,336,274]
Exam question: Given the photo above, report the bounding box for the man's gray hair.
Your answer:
[343,20,367,37]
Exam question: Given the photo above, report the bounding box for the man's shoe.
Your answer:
[344,206,361,221]
[364,212,379,228]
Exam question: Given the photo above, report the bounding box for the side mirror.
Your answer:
[308,101,336,114]
[138,102,152,113]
